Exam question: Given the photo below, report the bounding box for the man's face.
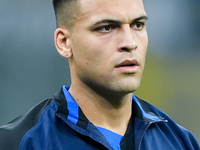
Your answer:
[68,0,148,95]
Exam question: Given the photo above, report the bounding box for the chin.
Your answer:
[119,78,141,91]
[123,86,139,93]
[111,83,140,95]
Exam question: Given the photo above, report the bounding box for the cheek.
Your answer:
[137,32,148,69]
[138,31,148,53]
[70,30,118,71]
[71,40,103,70]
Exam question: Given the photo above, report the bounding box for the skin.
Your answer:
[55,0,148,135]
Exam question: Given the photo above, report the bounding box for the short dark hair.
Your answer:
[52,0,79,29]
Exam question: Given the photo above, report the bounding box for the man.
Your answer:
[0,0,199,149]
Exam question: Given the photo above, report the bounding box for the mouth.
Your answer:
[115,59,139,73]
[116,59,139,67]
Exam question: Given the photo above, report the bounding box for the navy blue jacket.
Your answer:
[0,86,199,150]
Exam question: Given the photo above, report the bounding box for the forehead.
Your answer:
[77,0,146,23]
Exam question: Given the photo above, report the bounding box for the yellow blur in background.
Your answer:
[135,53,200,140]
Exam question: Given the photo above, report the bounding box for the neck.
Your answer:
[68,84,133,136]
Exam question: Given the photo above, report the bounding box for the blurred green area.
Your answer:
[135,52,200,140]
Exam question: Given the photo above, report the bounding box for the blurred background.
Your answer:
[0,0,200,142]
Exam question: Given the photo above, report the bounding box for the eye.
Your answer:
[95,24,119,33]
[97,25,112,33]
[134,22,145,30]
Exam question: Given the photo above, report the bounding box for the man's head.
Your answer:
[53,0,148,97]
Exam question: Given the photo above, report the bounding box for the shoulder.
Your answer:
[136,97,200,149]
[0,98,54,150]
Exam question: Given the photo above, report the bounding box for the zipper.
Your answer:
[138,119,168,150]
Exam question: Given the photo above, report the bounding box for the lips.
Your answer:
[116,59,139,67]
[115,59,139,73]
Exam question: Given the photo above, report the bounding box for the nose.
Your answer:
[118,26,138,52]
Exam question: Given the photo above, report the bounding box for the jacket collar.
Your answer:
[54,86,166,128]
[132,95,166,123]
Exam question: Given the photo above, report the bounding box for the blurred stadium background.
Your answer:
[0,0,200,142]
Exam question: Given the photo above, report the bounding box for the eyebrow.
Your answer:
[92,15,148,26]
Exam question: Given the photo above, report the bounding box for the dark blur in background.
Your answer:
[0,0,200,142]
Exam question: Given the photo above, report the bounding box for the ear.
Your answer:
[54,28,72,58]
